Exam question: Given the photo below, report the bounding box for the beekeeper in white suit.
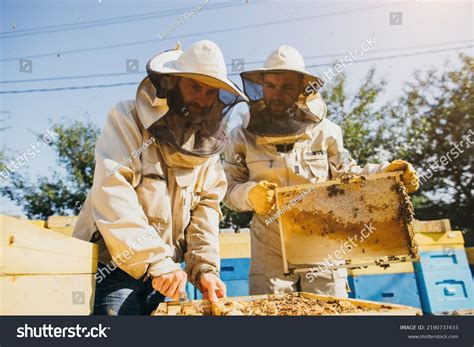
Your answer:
[223,45,419,296]
[73,40,247,315]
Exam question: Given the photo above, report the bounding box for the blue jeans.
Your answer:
[93,263,165,315]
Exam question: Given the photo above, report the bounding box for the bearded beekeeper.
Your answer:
[73,40,247,315]
[223,45,419,296]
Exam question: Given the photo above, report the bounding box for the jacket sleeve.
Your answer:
[327,125,389,178]
[222,128,256,212]
[91,101,181,280]
[184,156,227,287]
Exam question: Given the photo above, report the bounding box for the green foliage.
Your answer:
[1,120,99,219]
[219,203,252,231]
[322,67,389,163]
[390,54,473,243]
[53,119,98,188]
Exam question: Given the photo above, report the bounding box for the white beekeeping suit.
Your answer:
[74,41,247,289]
[223,45,390,296]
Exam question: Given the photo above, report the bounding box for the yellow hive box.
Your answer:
[414,230,465,251]
[219,233,250,259]
[27,220,46,228]
[348,261,415,276]
[0,215,98,315]
[275,172,419,274]
[153,292,422,316]
[413,219,451,233]
[0,274,95,315]
[1,215,98,275]
[47,215,78,236]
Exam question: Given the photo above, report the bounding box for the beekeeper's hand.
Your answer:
[248,180,278,215]
[384,159,420,193]
[152,269,187,301]
[199,273,226,303]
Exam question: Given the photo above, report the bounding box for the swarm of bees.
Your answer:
[327,185,345,197]
[392,182,415,223]
[215,294,393,316]
[179,304,205,316]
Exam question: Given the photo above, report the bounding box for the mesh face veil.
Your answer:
[147,72,245,158]
[242,72,326,138]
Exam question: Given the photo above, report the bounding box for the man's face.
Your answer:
[177,77,219,119]
[262,72,304,116]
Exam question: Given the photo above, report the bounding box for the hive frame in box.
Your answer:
[153,292,422,316]
[274,172,419,275]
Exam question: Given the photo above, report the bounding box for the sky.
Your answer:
[0,0,473,215]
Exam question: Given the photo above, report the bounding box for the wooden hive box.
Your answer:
[0,215,98,315]
[348,260,415,276]
[46,215,78,236]
[152,292,422,316]
[274,172,419,274]
[219,232,251,259]
[27,220,46,228]
[413,219,451,233]
[414,230,465,251]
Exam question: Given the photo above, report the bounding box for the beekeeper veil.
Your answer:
[240,45,327,142]
[140,41,247,160]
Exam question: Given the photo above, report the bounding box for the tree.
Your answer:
[219,204,252,231]
[388,53,473,244]
[322,67,390,163]
[2,119,99,219]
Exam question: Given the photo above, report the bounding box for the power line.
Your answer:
[1,40,472,85]
[1,44,471,94]
[0,3,392,62]
[0,2,241,39]
[303,44,473,68]
[249,39,474,65]
[1,71,142,84]
[0,82,137,94]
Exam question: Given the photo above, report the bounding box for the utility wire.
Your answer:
[0,2,241,39]
[1,40,472,85]
[1,44,471,94]
[0,3,392,62]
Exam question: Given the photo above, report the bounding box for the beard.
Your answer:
[265,98,296,121]
[167,87,209,124]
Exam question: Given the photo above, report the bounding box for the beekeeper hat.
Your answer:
[240,45,323,89]
[146,40,248,101]
[239,45,327,141]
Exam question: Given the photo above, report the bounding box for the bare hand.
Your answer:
[152,269,187,301]
[199,273,226,302]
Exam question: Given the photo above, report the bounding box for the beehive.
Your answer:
[411,229,474,314]
[27,220,46,228]
[0,215,98,315]
[219,232,251,259]
[274,172,419,274]
[413,219,451,233]
[414,230,465,251]
[153,292,422,316]
[46,215,78,236]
